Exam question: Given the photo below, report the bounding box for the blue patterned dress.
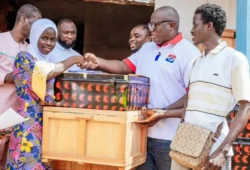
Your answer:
[6,52,55,170]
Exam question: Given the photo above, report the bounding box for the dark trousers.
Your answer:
[136,137,172,170]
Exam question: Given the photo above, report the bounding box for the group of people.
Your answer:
[0,2,249,170]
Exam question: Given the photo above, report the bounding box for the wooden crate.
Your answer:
[42,107,147,170]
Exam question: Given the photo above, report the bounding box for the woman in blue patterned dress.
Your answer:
[5,19,86,170]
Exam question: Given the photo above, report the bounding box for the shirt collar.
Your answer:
[57,42,72,51]
[157,33,183,48]
[202,41,228,57]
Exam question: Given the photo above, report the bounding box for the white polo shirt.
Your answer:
[48,42,81,71]
[185,41,250,155]
[124,33,201,140]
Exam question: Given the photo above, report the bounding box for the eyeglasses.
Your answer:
[148,20,175,31]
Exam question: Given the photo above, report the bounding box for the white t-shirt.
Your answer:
[48,42,81,71]
[124,33,201,140]
[185,41,250,155]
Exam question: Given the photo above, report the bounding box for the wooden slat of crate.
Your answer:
[52,161,136,170]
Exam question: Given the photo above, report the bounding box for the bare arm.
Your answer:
[160,94,187,119]
[137,95,187,126]
[0,54,14,84]
[138,108,185,126]
[218,101,250,154]
[203,101,250,169]
[84,53,133,74]
[47,56,83,80]
[160,108,185,119]
[3,72,14,84]
[164,94,187,110]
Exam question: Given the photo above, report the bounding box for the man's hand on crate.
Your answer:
[137,108,165,127]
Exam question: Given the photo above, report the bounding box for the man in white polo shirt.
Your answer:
[48,19,81,71]
[171,4,250,170]
[83,6,201,170]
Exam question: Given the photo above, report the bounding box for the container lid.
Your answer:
[57,71,150,85]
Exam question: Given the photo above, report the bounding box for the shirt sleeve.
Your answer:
[180,47,201,89]
[123,49,144,73]
[72,49,81,56]
[0,52,15,85]
[32,60,55,101]
[123,57,136,73]
[0,72,7,85]
[232,51,250,102]
[14,52,55,102]
[0,54,8,85]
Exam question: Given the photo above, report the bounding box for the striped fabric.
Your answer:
[186,81,235,117]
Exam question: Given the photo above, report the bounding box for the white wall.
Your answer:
[155,0,236,41]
